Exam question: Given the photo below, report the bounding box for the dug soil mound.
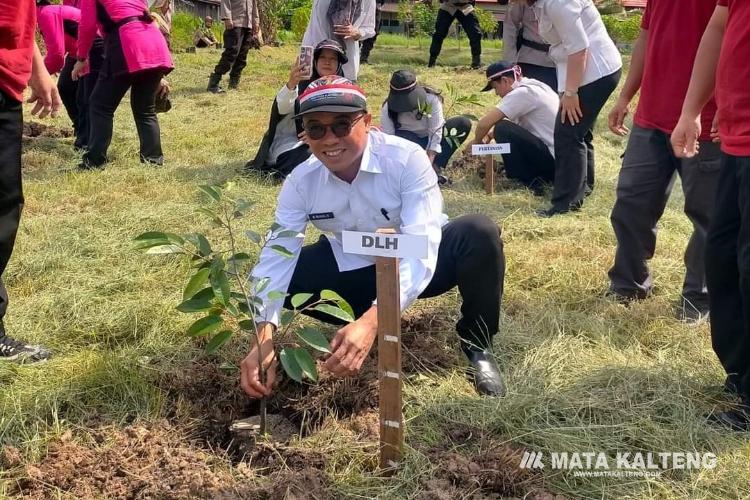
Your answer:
[11,423,335,499]
[23,122,73,139]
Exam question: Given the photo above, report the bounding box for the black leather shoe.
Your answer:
[708,407,750,432]
[463,349,506,397]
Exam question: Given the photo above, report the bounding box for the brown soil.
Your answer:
[10,423,334,500]
[23,122,73,139]
[401,312,460,374]
[1,445,22,468]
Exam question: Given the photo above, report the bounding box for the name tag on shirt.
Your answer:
[309,212,335,221]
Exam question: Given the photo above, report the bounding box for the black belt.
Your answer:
[115,13,152,29]
[521,37,551,53]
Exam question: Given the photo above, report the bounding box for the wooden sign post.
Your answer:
[342,230,429,473]
[472,143,511,195]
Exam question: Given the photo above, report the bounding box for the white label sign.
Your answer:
[342,231,428,259]
[472,143,510,155]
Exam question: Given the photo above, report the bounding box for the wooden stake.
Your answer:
[485,155,495,195]
[375,250,402,474]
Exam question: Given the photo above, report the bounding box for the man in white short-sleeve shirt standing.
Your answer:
[469,61,558,193]
[239,76,508,398]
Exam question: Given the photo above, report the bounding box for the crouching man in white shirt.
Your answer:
[240,76,507,398]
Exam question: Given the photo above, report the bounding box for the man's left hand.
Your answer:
[28,67,62,118]
[333,23,360,40]
[323,311,377,377]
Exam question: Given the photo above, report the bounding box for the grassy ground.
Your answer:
[2,38,749,499]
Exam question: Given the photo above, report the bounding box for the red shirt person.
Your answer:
[605,0,721,321]
[0,0,60,362]
[672,0,750,431]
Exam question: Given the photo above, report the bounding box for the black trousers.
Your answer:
[395,115,472,170]
[517,63,558,93]
[57,56,80,139]
[494,120,555,190]
[705,153,750,403]
[84,69,164,167]
[360,10,381,62]
[283,215,505,351]
[269,143,311,179]
[430,8,482,62]
[75,39,104,150]
[0,92,25,331]
[551,69,621,211]
[213,27,253,78]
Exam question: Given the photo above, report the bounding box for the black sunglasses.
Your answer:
[303,113,365,140]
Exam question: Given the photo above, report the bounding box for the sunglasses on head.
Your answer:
[302,113,365,140]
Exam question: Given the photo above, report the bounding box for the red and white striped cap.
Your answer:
[296,76,368,117]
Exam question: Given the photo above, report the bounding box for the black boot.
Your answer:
[471,55,482,70]
[463,348,506,397]
[428,55,437,68]
[207,73,225,94]
[228,75,241,90]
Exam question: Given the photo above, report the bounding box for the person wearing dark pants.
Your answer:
[471,62,558,193]
[429,0,483,69]
[671,0,750,430]
[57,56,80,132]
[74,0,174,169]
[500,0,557,91]
[0,0,60,363]
[74,38,104,151]
[607,0,721,321]
[380,70,471,185]
[527,0,622,216]
[359,0,383,64]
[240,77,507,399]
[208,0,259,93]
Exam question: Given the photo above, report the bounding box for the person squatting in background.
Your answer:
[499,0,557,91]
[358,0,383,64]
[428,0,483,69]
[527,0,622,217]
[240,76,507,399]
[380,70,471,187]
[245,39,348,179]
[194,15,219,48]
[672,0,750,432]
[0,0,61,363]
[470,62,557,194]
[302,0,376,81]
[207,0,260,93]
[606,0,721,323]
[73,0,174,169]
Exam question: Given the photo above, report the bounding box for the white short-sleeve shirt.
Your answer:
[532,0,622,92]
[497,78,559,156]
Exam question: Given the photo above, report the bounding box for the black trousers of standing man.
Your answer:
[213,27,254,82]
[705,153,750,405]
[494,120,555,192]
[429,8,483,67]
[0,91,25,334]
[84,69,164,167]
[283,215,505,352]
[57,56,80,142]
[551,69,621,212]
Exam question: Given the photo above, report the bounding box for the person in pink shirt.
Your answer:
[73,0,173,169]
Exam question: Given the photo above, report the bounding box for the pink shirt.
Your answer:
[37,5,80,74]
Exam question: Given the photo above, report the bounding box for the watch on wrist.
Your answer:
[564,90,578,98]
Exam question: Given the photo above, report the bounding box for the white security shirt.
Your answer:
[302,0,376,81]
[251,130,447,326]
[498,78,559,156]
[268,85,304,165]
[380,92,446,154]
[532,0,622,92]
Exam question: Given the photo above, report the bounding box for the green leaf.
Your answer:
[254,277,270,294]
[199,185,221,202]
[269,222,282,233]
[146,244,184,255]
[164,232,185,245]
[279,348,303,383]
[226,303,239,317]
[176,296,214,313]
[210,259,230,306]
[321,290,355,320]
[275,230,303,239]
[291,293,313,309]
[134,238,169,250]
[246,230,262,244]
[185,233,212,257]
[296,327,331,354]
[187,315,223,337]
[280,310,295,327]
[270,245,294,258]
[229,252,252,262]
[183,268,211,300]
[134,231,169,242]
[238,319,255,331]
[267,290,287,301]
[291,347,318,381]
[205,330,232,354]
[235,198,254,212]
[312,303,354,323]
[191,287,215,301]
